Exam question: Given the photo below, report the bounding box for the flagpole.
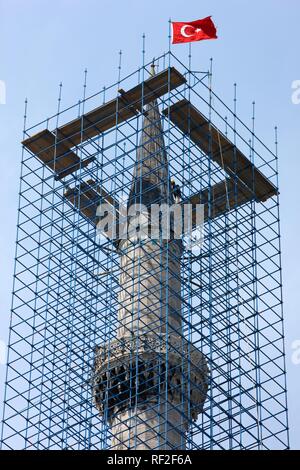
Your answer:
[168,18,172,54]
[188,42,192,71]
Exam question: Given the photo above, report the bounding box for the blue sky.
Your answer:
[0,0,299,449]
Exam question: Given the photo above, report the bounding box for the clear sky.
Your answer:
[0,0,299,449]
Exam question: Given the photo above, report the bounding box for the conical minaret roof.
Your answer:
[128,64,174,209]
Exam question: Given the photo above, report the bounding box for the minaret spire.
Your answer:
[94,63,208,450]
[128,63,173,210]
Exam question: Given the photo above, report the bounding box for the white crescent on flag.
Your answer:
[180,25,194,38]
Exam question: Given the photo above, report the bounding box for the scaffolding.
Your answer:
[0,50,289,450]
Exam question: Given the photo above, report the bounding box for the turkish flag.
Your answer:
[172,16,217,44]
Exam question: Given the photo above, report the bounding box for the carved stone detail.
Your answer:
[93,334,209,422]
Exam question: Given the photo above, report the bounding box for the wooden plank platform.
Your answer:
[65,177,255,236]
[22,129,95,180]
[182,177,256,228]
[64,186,96,223]
[64,179,119,227]
[162,99,277,202]
[56,67,186,147]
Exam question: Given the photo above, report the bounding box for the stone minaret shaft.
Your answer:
[94,68,208,449]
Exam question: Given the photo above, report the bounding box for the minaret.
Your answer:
[94,65,208,450]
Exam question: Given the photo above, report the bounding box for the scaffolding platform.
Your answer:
[22,129,95,180]
[163,99,278,202]
[186,177,255,225]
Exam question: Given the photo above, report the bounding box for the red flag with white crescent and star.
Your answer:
[172,16,217,44]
